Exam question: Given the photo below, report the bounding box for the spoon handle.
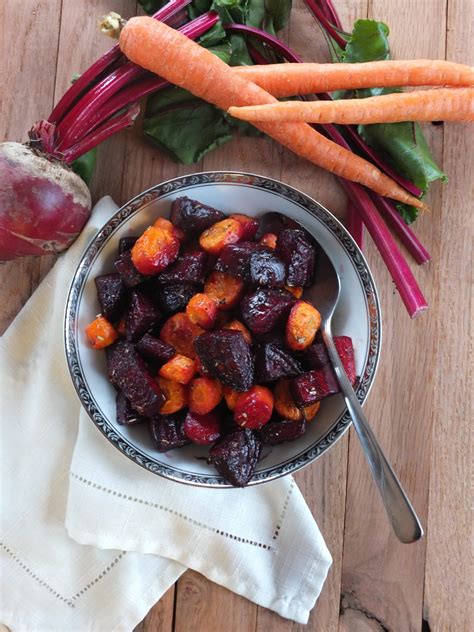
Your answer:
[321,327,424,544]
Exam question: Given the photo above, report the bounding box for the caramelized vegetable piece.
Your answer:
[215,242,263,279]
[95,273,127,322]
[160,313,204,358]
[184,410,222,445]
[153,216,186,241]
[208,428,262,487]
[115,250,146,287]
[157,250,208,284]
[170,196,225,233]
[106,341,165,416]
[126,290,160,340]
[291,367,339,406]
[149,412,190,452]
[260,418,307,445]
[255,342,303,383]
[156,282,196,315]
[137,333,175,363]
[199,218,244,255]
[223,386,240,411]
[285,300,321,351]
[188,377,223,414]
[302,336,356,379]
[194,329,254,391]
[259,232,277,249]
[204,271,244,310]
[274,378,320,421]
[276,228,315,287]
[196,356,211,376]
[240,287,295,334]
[131,225,179,275]
[234,385,274,430]
[186,293,218,329]
[118,236,138,254]
[156,377,187,414]
[230,213,260,240]
[285,285,303,299]
[249,249,286,287]
[223,319,252,344]
[116,391,145,425]
[85,315,118,349]
[159,354,197,384]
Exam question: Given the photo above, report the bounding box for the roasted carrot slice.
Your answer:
[204,271,244,310]
[285,300,321,351]
[223,319,252,344]
[157,377,187,414]
[159,354,197,384]
[85,315,118,349]
[199,218,244,255]
[188,377,223,415]
[186,293,218,329]
[259,232,278,249]
[234,385,274,430]
[274,378,320,421]
[160,313,203,358]
[223,386,240,411]
[131,225,179,275]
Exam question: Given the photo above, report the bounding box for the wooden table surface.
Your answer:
[1,1,472,630]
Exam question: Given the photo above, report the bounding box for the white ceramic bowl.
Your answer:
[65,172,381,487]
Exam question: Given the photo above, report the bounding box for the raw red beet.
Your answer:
[304,336,356,383]
[116,391,145,425]
[106,341,165,416]
[276,228,315,287]
[291,366,339,406]
[260,418,307,445]
[194,329,254,391]
[95,273,127,322]
[249,249,286,287]
[170,196,225,233]
[118,236,138,254]
[234,386,274,430]
[184,410,222,445]
[0,142,91,260]
[208,428,262,487]
[125,290,160,340]
[156,282,196,315]
[115,250,146,287]
[215,241,263,279]
[137,333,175,363]
[149,413,191,452]
[240,288,295,334]
[255,342,303,383]
[157,250,208,284]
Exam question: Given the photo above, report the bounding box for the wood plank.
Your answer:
[423,1,473,630]
[339,1,447,630]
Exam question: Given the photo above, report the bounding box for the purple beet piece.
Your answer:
[115,250,146,288]
[276,228,315,287]
[194,329,254,392]
[249,250,286,287]
[260,418,307,445]
[304,336,356,384]
[149,413,191,452]
[208,428,262,487]
[157,250,208,285]
[156,283,196,315]
[291,366,339,406]
[170,196,225,233]
[215,242,264,280]
[126,290,160,341]
[118,236,138,254]
[240,288,295,335]
[255,342,303,383]
[116,391,145,425]
[106,341,165,416]
[303,342,329,370]
[256,212,298,239]
[95,273,127,322]
[137,333,175,363]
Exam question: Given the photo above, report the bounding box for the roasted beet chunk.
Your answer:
[106,341,165,416]
[249,249,286,287]
[118,236,138,254]
[137,333,175,363]
[303,342,329,370]
[95,273,127,322]
[255,342,303,383]
[276,228,315,287]
[115,250,146,288]
[303,336,356,383]
[157,250,208,285]
[194,329,254,391]
[208,428,262,487]
[291,366,339,406]
[116,391,145,425]
[170,196,225,233]
[215,242,264,280]
[260,418,307,445]
[156,283,196,315]
[126,290,160,340]
[149,412,191,452]
[240,288,295,334]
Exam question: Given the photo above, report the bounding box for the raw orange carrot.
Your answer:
[232,60,474,97]
[228,88,474,124]
[118,17,426,209]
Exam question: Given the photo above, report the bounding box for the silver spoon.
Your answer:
[262,213,424,543]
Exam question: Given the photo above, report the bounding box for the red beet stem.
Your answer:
[61,104,140,164]
[48,0,192,126]
[318,0,344,29]
[345,201,364,249]
[304,0,347,48]
[370,194,431,264]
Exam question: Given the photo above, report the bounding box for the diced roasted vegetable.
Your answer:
[259,232,277,249]
[240,288,295,334]
[229,213,260,240]
[260,418,307,445]
[303,336,356,384]
[215,242,263,280]
[285,285,303,299]
[160,313,204,358]
[131,225,180,275]
[186,293,218,329]
[116,391,145,425]
[156,282,196,315]
[188,377,223,415]
[149,412,190,452]
[204,271,244,310]
[276,228,315,287]
[274,378,320,421]
[85,315,118,349]
[157,250,208,285]
[170,196,225,233]
[95,273,127,322]
[156,377,187,414]
[118,236,138,254]
[208,428,262,487]
[115,250,146,287]
[223,319,252,344]
[184,410,222,445]
[249,249,286,287]
[137,333,175,363]
[199,218,244,255]
[285,301,321,351]
[291,367,339,406]
[234,385,274,430]
[126,290,160,341]
[255,342,303,383]
[223,386,240,411]
[159,354,197,384]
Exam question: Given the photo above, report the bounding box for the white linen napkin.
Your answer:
[0,196,332,632]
